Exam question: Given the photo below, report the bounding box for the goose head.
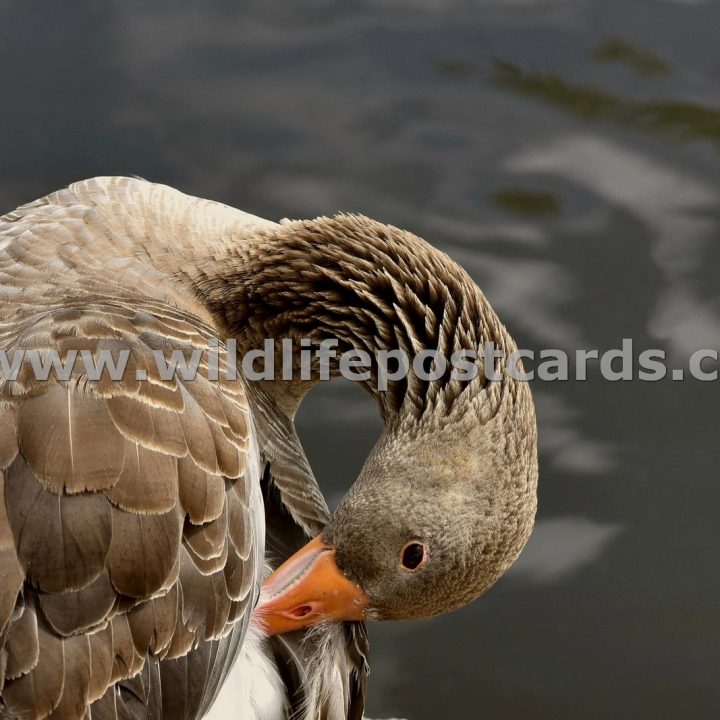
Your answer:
[259,400,536,633]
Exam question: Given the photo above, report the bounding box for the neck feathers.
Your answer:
[195,214,522,427]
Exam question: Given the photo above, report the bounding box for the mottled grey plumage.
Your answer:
[0,177,536,719]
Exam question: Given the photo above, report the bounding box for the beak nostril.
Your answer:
[288,604,313,618]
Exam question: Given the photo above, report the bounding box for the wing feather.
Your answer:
[104,441,178,515]
[183,503,228,562]
[0,473,23,639]
[38,572,116,638]
[4,597,39,680]
[2,608,66,718]
[106,505,183,600]
[178,455,225,525]
[85,626,115,705]
[0,408,18,469]
[126,585,179,659]
[5,455,113,593]
[17,385,126,494]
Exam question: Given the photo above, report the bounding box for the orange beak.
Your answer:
[256,535,368,636]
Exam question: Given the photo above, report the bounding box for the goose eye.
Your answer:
[400,542,427,571]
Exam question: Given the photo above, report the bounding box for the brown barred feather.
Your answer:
[106,506,183,599]
[4,598,39,680]
[178,455,225,525]
[38,572,116,638]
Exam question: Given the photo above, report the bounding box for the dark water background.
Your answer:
[2,1,719,717]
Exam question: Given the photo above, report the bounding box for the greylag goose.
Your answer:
[0,177,538,719]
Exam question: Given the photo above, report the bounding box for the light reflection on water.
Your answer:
[1,1,718,717]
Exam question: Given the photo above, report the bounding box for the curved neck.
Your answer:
[188,215,522,427]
